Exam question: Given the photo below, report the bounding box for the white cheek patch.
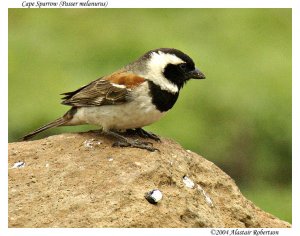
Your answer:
[146,51,184,94]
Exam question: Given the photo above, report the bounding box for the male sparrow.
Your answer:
[22,48,206,151]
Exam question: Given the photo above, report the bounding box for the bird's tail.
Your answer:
[21,108,77,141]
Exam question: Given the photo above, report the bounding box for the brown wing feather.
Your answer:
[61,72,145,107]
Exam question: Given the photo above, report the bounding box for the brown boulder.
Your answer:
[8,132,291,228]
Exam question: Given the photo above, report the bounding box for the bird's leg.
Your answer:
[126,128,161,142]
[105,130,159,152]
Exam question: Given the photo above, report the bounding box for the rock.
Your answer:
[8,132,290,228]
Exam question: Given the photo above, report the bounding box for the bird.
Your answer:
[22,48,206,151]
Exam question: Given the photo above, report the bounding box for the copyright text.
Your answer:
[210,229,280,236]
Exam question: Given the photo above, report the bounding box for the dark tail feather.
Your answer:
[21,108,77,141]
[21,117,69,141]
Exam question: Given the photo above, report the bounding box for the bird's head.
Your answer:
[132,48,205,93]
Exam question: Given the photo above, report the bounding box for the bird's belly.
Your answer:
[73,97,165,131]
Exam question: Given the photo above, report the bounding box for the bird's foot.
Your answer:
[112,139,159,152]
[106,130,159,152]
[126,128,161,142]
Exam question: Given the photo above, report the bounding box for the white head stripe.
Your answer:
[150,51,184,67]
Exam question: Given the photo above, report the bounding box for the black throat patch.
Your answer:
[148,81,179,112]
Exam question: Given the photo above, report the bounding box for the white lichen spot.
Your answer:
[183,175,195,189]
[83,139,102,148]
[12,161,25,169]
[196,185,214,207]
[205,195,214,207]
[182,175,214,207]
[145,189,163,204]
[134,162,141,166]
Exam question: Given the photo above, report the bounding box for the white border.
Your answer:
[2,0,299,236]
[0,0,8,233]
[5,228,300,236]
[4,0,296,8]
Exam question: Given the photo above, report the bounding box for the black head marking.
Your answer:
[137,48,205,111]
[148,81,179,112]
[142,48,198,89]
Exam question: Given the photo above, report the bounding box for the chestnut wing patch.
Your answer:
[107,72,145,88]
[61,72,145,107]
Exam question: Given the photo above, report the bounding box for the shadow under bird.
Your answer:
[22,48,206,151]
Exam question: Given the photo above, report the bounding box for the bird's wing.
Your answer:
[61,71,146,107]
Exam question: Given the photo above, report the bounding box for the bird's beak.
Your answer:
[188,68,206,80]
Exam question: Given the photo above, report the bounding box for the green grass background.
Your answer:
[8,9,292,223]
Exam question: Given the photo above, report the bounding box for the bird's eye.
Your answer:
[179,63,187,71]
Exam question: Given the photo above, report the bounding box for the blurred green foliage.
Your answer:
[8,9,291,223]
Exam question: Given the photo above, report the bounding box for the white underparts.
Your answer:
[68,83,165,130]
[145,51,183,94]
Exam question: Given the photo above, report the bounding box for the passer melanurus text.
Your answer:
[22,48,206,151]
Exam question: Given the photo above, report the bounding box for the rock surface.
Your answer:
[8,132,291,228]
